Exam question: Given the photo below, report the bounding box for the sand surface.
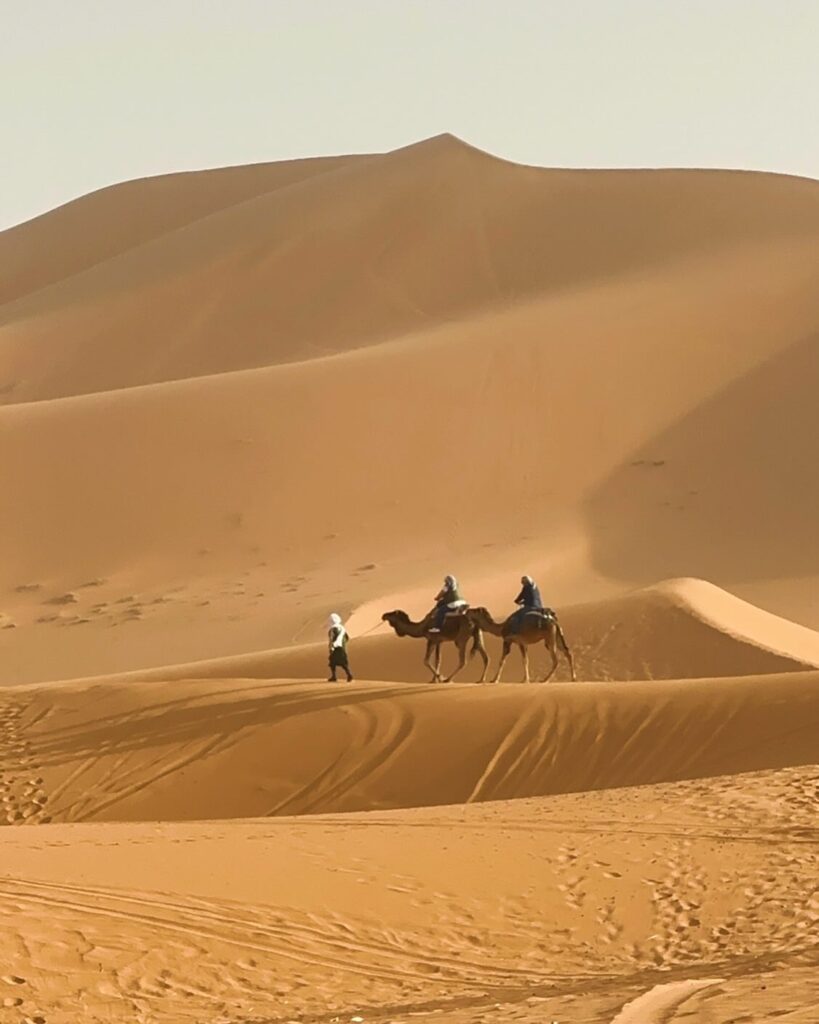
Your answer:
[1,135,818,1021]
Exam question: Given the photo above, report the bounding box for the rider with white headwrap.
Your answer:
[429,574,468,633]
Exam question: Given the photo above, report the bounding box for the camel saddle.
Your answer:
[514,608,557,630]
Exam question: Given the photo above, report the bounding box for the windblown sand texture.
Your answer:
[1,135,818,1022]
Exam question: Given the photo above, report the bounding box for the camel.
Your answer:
[465,607,576,683]
[381,609,489,683]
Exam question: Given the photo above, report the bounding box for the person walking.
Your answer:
[327,613,353,682]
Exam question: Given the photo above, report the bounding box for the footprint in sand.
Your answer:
[113,602,145,623]
[0,703,51,827]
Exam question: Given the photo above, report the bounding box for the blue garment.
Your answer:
[507,579,547,634]
[514,580,543,610]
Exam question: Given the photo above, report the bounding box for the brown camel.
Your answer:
[465,607,576,683]
[381,609,489,683]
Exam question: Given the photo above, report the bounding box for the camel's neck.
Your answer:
[479,615,505,636]
[393,617,427,637]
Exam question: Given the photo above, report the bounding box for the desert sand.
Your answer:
[0,134,818,1022]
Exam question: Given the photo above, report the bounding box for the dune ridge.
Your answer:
[20,578,815,694]
[3,134,818,404]
[0,152,363,307]
[2,669,816,824]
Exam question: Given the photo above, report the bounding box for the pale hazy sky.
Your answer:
[3,0,817,230]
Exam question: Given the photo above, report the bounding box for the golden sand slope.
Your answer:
[1,137,818,689]
[0,763,816,1022]
[1,671,817,823]
[0,153,361,307]
[4,577,816,690]
[1,138,818,1023]
[3,135,818,402]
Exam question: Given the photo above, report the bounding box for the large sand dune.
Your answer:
[1,136,818,1021]
[2,670,817,824]
[0,759,816,1021]
[3,135,818,403]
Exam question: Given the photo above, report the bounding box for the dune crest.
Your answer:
[3,134,818,403]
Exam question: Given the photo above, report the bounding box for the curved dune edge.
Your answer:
[561,578,819,680]
[3,133,818,404]
[4,669,818,824]
[40,578,819,690]
[653,576,819,654]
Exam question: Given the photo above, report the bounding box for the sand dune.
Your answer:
[0,152,361,307]
[0,758,816,1021]
[2,569,816,688]
[2,669,816,823]
[3,135,819,404]
[31,577,815,693]
[1,140,818,695]
[1,264,818,683]
[1,136,818,1021]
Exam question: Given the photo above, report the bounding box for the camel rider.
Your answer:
[510,575,546,630]
[429,575,468,632]
[327,613,354,682]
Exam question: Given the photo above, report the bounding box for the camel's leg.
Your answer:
[554,620,576,681]
[477,634,490,683]
[424,640,440,683]
[542,636,559,682]
[493,640,511,683]
[520,643,530,684]
[434,642,444,683]
[444,637,468,683]
[564,641,577,682]
[467,627,490,682]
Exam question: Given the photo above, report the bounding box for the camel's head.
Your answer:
[382,609,410,636]
[466,606,491,623]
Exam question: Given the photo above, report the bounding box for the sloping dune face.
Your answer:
[1,136,819,688]
[55,577,819,689]
[3,134,817,403]
[1,134,819,1024]
[4,672,817,824]
[0,764,816,1023]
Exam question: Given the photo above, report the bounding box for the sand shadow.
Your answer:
[584,331,819,585]
[26,682,440,768]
